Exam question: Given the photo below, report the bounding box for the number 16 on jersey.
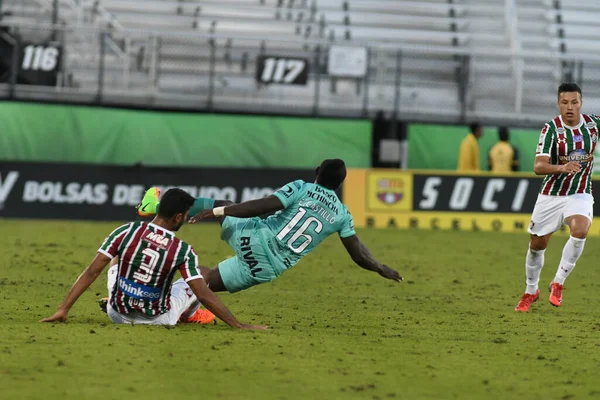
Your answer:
[276,207,323,254]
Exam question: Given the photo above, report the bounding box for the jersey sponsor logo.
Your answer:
[304,190,340,214]
[573,135,583,143]
[313,185,337,200]
[586,121,597,130]
[239,236,263,277]
[142,230,171,250]
[118,277,161,300]
[560,149,591,166]
[557,128,566,135]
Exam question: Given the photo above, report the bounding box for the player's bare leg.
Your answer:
[515,233,552,312]
[182,266,227,323]
[176,267,221,324]
[198,266,228,292]
[183,266,227,323]
[548,215,590,307]
[530,233,552,251]
[180,299,215,324]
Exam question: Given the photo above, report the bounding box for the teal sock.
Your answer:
[188,197,216,217]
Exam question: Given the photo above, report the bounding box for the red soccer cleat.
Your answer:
[548,281,564,307]
[184,309,216,324]
[515,290,540,312]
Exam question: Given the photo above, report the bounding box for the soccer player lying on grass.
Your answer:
[42,188,267,330]
[137,159,402,318]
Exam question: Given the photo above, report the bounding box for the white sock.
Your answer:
[525,247,545,294]
[554,236,586,285]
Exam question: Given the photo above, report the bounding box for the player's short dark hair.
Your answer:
[157,188,195,219]
[558,82,582,98]
[498,126,509,141]
[316,159,346,190]
[469,122,482,134]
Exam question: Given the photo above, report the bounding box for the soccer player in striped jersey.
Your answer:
[42,188,266,330]
[515,83,598,312]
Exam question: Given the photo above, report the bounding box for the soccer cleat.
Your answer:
[184,309,216,324]
[548,281,564,307]
[137,187,161,217]
[98,297,109,314]
[515,290,540,312]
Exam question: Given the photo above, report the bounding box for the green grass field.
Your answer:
[1,219,600,400]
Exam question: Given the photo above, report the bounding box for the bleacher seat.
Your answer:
[5,0,600,122]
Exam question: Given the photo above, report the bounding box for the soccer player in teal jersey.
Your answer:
[138,159,402,296]
[42,188,266,330]
[515,83,598,312]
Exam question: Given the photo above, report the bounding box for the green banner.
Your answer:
[408,124,539,171]
[0,102,371,168]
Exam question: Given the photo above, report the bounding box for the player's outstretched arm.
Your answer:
[340,235,402,282]
[41,253,111,323]
[190,195,284,223]
[187,277,268,330]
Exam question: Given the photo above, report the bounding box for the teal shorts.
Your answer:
[218,216,279,293]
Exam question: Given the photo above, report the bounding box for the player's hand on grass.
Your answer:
[560,161,582,175]
[239,323,269,330]
[40,309,68,323]
[189,209,215,224]
[378,264,403,282]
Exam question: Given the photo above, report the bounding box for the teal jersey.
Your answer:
[257,180,356,272]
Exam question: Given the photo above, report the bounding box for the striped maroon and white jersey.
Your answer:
[536,114,599,196]
[98,221,203,316]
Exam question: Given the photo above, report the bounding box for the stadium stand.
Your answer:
[1,0,600,122]
[544,0,600,109]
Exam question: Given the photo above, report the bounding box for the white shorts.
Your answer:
[528,193,594,236]
[106,265,199,326]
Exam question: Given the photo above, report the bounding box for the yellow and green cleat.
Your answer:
[137,187,161,217]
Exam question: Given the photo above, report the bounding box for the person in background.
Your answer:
[488,126,520,173]
[457,122,483,172]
